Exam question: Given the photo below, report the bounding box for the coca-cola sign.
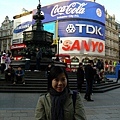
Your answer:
[39,0,105,24]
[51,2,87,17]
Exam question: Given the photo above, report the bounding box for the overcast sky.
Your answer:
[0,0,120,24]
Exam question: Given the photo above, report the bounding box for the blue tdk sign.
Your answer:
[58,20,105,40]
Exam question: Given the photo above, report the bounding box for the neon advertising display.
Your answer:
[58,20,105,56]
[38,0,105,56]
[43,22,56,39]
[40,0,105,24]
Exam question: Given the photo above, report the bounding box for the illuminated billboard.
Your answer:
[39,0,105,24]
[43,22,56,39]
[58,20,105,40]
[58,20,105,56]
[59,37,105,56]
[12,11,56,45]
[13,13,33,44]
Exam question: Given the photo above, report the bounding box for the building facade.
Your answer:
[86,12,119,65]
[116,21,120,61]
[105,13,119,60]
[0,0,119,69]
[104,12,119,66]
[0,16,13,52]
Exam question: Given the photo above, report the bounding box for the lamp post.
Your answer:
[58,35,60,56]
[56,35,60,61]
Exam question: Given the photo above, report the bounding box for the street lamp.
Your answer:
[57,35,60,56]
[56,35,62,61]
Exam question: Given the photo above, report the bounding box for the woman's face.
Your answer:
[52,73,67,92]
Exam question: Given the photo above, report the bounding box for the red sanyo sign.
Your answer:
[62,39,104,52]
[60,37,105,55]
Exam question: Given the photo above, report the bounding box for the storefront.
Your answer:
[10,43,26,60]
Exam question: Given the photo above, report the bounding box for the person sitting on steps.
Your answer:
[5,65,15,83]
[13,66,25,85]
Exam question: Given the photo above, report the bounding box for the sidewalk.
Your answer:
[0,88,120,120]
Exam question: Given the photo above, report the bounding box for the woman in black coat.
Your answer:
[76,63,84,92]
[5,65,15,83]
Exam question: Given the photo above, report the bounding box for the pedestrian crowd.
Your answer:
[76,59,105,101]
[24,47,42,72]
[0,47,43,85]
[35,59,105,119]
[44,59,105,103]
[0,50,111,119]
[35,60,106,119]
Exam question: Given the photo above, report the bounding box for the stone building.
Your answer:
[0,4,119,69]
[116,22,120,61]
[0,16,13,52]
[80,11,119,66]
[105,12,119,62]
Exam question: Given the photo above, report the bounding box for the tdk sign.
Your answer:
[58,21,105,40]
[13,21,33,33]
[66,24,103,36]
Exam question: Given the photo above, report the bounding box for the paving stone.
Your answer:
[0,88,120,119]
[0,117,4,120]
[12,112,28,117]
[20,117,34,120]
[4,117,19,120]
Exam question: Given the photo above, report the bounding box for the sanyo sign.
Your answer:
[59,37,105,56]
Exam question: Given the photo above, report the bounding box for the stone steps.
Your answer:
[0,71,120,93]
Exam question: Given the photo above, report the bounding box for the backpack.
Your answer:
[72,90,77,112]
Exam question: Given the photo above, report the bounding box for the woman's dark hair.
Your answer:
[47,66,69,90]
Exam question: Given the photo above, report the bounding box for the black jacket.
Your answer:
[85,64,94,80]
[76,67,84,83]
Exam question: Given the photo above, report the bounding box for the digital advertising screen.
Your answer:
[13,13,33,41]
[39,0,105,24]
[58,20,105,40]
[43,22,56,39]
[59,37,105,56]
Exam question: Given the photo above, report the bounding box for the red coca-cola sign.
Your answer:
[10,43,26,50]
